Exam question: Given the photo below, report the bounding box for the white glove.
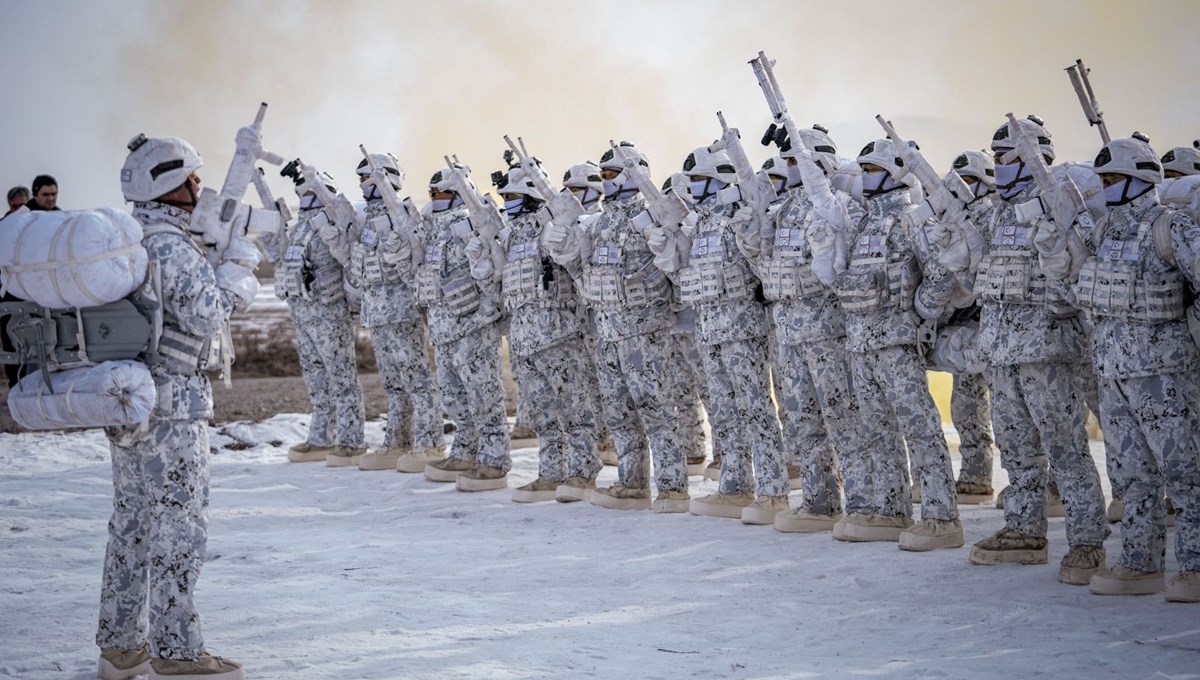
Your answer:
[464,235,485,262]
[215,261,259,313]
[469,254,494,281]
[645,226,669,255]
[543,221,568,247]
[317,213,342,246]
[235,126,262,155]
[380,231,411,266]
[222,234,262,269]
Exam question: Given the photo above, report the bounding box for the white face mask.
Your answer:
[299,194,322,210]
[504,197,525,216]
[571,187,601,208]
[362,183,381,200]
[786,164,804,187]
[602,178,626,197]
[431,198,453,212]
[689,178,727,202]
[861,170,888,194]
[1103,176,1154,206]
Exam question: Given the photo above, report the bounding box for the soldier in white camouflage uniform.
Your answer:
[97,135,255,679]
[562,162,619,472]
[418,165,511,491]
[275,168,367,467]
[345,153,446,472]
[472,163,598,502]
[964,116,1109,583]
[829,138,962,550]
[647,145,788,524]
[928,150,999,504]
[545,142,690,513]
[737,132,866,533]
[1059,135,1200,602]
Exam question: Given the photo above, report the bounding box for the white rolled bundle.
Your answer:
[0,208,149,309]
[7,360,157,430]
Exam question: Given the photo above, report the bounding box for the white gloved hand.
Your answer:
[222,235,262,269]
[317,213,342,245]
[464,235,485,262]
[380,231,411,266]
[469,254,494,281]
[235,126,262,155]
[543,221,568,247]
[215,261,259,313]
[645,226,669,255]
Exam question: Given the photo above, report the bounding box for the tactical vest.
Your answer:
[761,202,824,302]
[677,208,756,306]
[501,239,575,310]
[275,214,345,305]
[834,217,919,314]
[141,225,218,374]
[580,227,671,310]
[1074,208,1186,323]
[351,209,405,286]
[415,216,481,317]
[974,211,1072,314]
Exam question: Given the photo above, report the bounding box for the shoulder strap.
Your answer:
[1151,208,1178,268]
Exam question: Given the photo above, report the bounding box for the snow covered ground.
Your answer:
[1,416,1198,679]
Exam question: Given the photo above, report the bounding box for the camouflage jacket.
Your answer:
[132,202,236,420]
[497,210,585,358]
[355,200,421,329]
[415,203,503,346]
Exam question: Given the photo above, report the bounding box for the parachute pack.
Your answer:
[0,208,165,430]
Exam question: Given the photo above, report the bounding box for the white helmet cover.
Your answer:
[429,164,474,195]
[498,165,546,201]
[761,155,788,179]
[357,152,404,191]
[991,115,1055,163]
[598,141,649,173]
[562,162,603,192]
[856,138,905,177]
[120,134,203,202]
[293,169,338,199]
[794,125,839,175]
[1094,133,1164,184]
[1161,145,1200,177]
[951,149,995,188]
[682,146,737,183]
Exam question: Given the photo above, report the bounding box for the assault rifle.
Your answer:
[1065,59,1110,145]
[191,103,287,261]
[441,155,506,244]
[608,140,688,232]
[502,135,586,228]
[1001,113,1095,236]
[875,115,975,229]
[706,111,765,210]
[359,144,422,259]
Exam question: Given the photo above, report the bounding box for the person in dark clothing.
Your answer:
[5,186,29,216]
[28,175,59,211]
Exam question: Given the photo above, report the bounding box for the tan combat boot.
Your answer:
[899,518,964,551]
[775,509,842,533]
[512,478,561,503]
[98,644,149,680]
[456,465,508,492]
[835,513,913,542]
[325,446,366,468]
[653,490,691,514]
[149,653,244,679]
[556,476,597,503]
[955,481,995,505]
[689,492,754,519]
[1165,571,1200,603]
[1090,565,1166,596]
[969,528,1049,565]
[397,446,446,473]
[1059,545,1106,585]
[741,495,790,525]
[590,484,651,510]
[286,442,335,463]
[358,446,408,471]
[425,457,474,482]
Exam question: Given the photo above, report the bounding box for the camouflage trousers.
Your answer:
[1101,371,1200,573]
[290,299,365,448]
[370,319,445,449]
[512,337,601,482]
[671,332,715,462]
[773,338,860,515]
[701,336,788,497]
[435,322,511,472]
[952,372,995,487]
[988,362,1108,545]
[580,333,611,447]
[854,345,958,521]
[594,330,688,493]
[98,419,210,659]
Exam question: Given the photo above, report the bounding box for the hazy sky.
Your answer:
[2,0,1198,210]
